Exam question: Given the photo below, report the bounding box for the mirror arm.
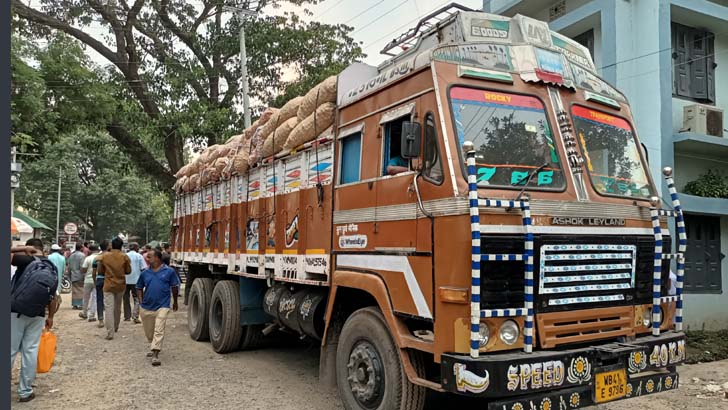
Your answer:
[413,172,433,219]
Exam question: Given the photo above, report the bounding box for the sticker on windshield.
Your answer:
[572,106,631,130]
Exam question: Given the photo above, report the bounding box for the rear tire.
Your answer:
[336,307,425,410]
[188,278,213,341]
[209,280,243,353]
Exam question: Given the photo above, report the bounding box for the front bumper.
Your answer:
[441,331,685,409]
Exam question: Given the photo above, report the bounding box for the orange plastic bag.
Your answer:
[36,330,57,374]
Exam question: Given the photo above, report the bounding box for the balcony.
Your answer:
[673,132,728,160]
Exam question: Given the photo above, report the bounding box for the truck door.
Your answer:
[373,103,419,252]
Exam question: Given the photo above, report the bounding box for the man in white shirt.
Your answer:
[124,243,145,324]
[80,244,101,321]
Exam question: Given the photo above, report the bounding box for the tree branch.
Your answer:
[106,122,176,188]
[12,0,118,64]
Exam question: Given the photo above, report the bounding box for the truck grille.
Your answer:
[478,235,671,315]
[538,244,636,307]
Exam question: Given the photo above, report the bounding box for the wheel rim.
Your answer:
[346,340,385,409]
[211,297,223,339]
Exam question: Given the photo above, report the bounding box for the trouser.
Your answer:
[82,283,97,318]
[103,291,123,338]
[95,278,104,321]
[72,280,84,307]
[10,314,45,399]
[123,284,140,321]
[140,307,170,351]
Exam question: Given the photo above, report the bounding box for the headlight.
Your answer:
[499,320,520,345]
[643,307,663,327]
[478,323,490,347]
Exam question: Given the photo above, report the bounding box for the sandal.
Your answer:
[151,358,161,366]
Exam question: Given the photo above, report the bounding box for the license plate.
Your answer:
[595,369,627,403]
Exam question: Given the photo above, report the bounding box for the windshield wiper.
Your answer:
[511,163,548,205]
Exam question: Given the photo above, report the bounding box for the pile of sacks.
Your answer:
[173,76,337,194]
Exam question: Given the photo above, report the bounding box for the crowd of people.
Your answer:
[10,237,180,402]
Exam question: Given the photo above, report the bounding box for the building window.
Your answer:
[339,132,361,184]
[683,214,723,293]
[573,29,594,62]
[422,113,443,184]
[672,22,716,103]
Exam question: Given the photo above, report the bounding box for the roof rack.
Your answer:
[380,2,474,56]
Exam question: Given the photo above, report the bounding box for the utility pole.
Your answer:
[225,5,258,129]
[55,169,62,244]
[10,147,21,217]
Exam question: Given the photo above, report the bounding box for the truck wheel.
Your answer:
[209,280,243,353]
[336,307,425,410]
[188,278,213,341]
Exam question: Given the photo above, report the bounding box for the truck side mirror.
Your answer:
[401,121,422,159]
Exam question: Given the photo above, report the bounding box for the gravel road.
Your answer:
[12,297,728,409]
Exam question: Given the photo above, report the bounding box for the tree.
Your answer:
[12,0,364,190]
[17,130,173,242]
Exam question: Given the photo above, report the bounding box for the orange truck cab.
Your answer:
[171,5,687,409]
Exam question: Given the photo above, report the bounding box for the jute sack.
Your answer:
[230,148,250,175]
[248,127,266,165]
[285,102,336,150]
[297,76,337,121]
[244,119,260,140]
[216,144,232,160]
[181,176,191,193]
[200,166,212,187]
[189,174,201,191]
[173,176,186,193]
[175,163,190,178]
[279,96,303,122]
[261,117,298,157]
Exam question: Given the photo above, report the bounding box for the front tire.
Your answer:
[336,307,425,410]
[188,277,213,341]
[209,280,243,353]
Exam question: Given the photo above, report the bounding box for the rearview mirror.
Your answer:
[401,121,422,159]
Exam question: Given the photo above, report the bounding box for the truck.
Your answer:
[170,4,688,409]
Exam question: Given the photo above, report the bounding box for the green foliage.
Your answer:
[683,169,728,199]
[16,130,171,242]
[14,0,365,186]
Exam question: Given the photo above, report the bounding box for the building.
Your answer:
[13,210,54,244]
[483,0,728,330]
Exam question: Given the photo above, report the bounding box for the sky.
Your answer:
[290,0,484,66]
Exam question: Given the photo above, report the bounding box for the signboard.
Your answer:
[64,222,78,235]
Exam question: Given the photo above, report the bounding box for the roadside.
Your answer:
[11,301,728,409]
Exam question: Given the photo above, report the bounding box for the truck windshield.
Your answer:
[450,87,565,189]
[571,106,652,199]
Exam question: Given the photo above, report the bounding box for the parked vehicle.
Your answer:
[170,5,687,409]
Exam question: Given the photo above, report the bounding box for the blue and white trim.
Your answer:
[666,176,687,332]
[650,172,688,334]
[466,149,482,358]
[465,147,533,356]
[650,207,663,336]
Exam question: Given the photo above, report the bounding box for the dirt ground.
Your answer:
[11,295,728,410]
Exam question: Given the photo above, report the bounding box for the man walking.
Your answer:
[80,244,101,321]
[93,240,110,328]
[47,244,66,306]
[136,249,179,366]
[97,237,131,340]
[10,238,58,402]
[68,243,86,310]
[124,243,144,324]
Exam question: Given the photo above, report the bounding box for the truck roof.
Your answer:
[337,3,627,108]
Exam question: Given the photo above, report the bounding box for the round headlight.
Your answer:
[478,323,490,347]
[642,308,651,327]
[499,320,520,345]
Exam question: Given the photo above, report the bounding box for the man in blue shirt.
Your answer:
[136,249,180,366]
